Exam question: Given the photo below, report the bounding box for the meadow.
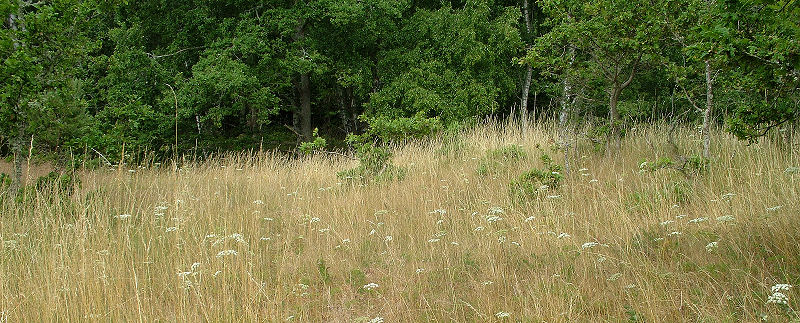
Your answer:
[1,121,798,322]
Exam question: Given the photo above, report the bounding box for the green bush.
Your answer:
[476,144,527,176]
[509,154,564,200]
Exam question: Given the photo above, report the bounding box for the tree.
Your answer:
[532,0,663,150]
[1,0,95,189]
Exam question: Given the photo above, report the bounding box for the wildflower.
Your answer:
[659,220,675,226]
[318,228,330,233]
[342,239,351,243]
[482,281,493,285]
[473,226,485,232]
[263,217,274,221]
[165,227,178,233]
[524,216,536,223]
[369,317,384,323]
[607,273,622,281]
[429,209,446,215]
[213,270,222,277]
[384,236,393,242]
[785,166,799,174]
[216,250,238,258]
[495,311,510,319]
[578,168,589,172]
[589,179,599,183]
[260,237,270,241]
[436,219,444,225]
[486,215,503,223]
[416,268,425,274]
[716,215,735,222]
[766,205,783,212]
[511,241,521,247]
[653,238,664,242]
[667,231,682,236]
[582,242,600,249]
[721,192,736,200]
[117,214,132,220]
[772,284,792,293]
[705,241,718,252]
[229,233,247,244]
[676,214,687,219]
[309,217,320,223]
[687,217,708,224]
[369,229,376,236]
[557,232,571,239]
[362,283,379,291]
[767,292,789,305]
[253,200,264,205]
[488,206,505,215]
[428,238,440,243]
[546,195,562,199]
[3,240,18,250]
[497,236,506,244]
[451,241,460,245]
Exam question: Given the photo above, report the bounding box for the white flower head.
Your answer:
[582,242,600,250]
[369,317,384,323]
[362,282,379,291]
[253,200,264,205]
[767,292,789,305]
[705,241,718,252]
[772,284,792,293]
[495,311,510,318]
[117,214,132,220]
[216,249,238,258]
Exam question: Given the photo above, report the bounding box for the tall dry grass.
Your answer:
[1,121,798,322]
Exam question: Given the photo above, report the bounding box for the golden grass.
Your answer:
[1,121,798,322]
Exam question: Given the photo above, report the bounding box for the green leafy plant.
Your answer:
[298,128,327,155]
[509,154,564,200]
[476,144,527,176]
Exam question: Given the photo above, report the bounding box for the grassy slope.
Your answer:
[1,121,798,322]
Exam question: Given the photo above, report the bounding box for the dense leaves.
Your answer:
[1,0,797,170]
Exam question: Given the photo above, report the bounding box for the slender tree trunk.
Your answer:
[559,47,575,174]
[299,72,312,140]
[608,85,622,153]
[521,66,533,129]
[8,9,24,192]
[519,0,533,130]
[702,60,713,159]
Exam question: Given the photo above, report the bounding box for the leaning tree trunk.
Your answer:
[702,60,713,159]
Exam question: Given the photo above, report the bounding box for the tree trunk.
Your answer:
[299,72,312,140]
[559,46,575,174]
[11,123,25,192]
[608,85,622,153]
[521,65,533,129]
[702,60,713,159]
[519,0,533,130]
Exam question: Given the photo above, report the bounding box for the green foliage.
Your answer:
[298,129,327,155]
[337,136,406,183]
[476,144,527,176]
[360,112,442,144]
[510,154,564,200]
[638,155,709,177]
